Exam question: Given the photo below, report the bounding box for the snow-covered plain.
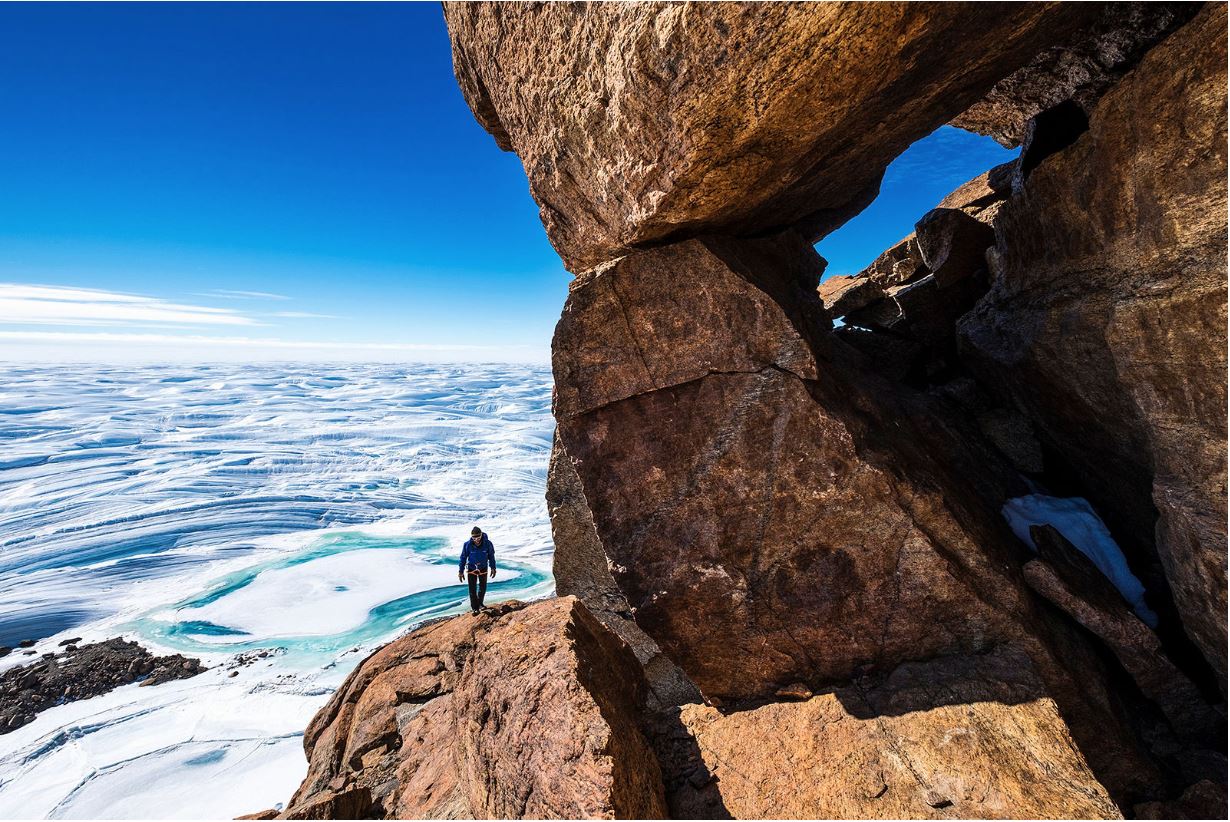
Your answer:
[0,363,556,819]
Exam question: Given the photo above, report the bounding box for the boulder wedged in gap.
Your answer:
[837,159,1011,302]
[913,207,996,289]
[958,3,1228,684]
[547,429,701,711]
[951,2,1201,147]
[649,646,1122,820]
[820,160,1009,388]
[444,2,1110,271]
[817,274,885,318]
[1023,525,1219,740]
[855,234,928,291]
[276,598,666,820]
[938,160,1016,214]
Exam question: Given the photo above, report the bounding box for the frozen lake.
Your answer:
[0,363,556,818]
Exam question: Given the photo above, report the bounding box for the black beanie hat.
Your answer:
[471,527,482,535]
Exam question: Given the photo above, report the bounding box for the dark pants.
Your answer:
[467,570,488,611]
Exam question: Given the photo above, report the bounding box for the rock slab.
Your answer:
[279,598,666,820]
[651,648,1121,820]
[445,2,1105,270]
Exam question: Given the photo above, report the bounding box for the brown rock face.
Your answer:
[913,208,995,289]
[816,274,885,318]
[553,231,1068,705]
[651,647,1122,820]
[958,3,1229,682]
[281,598,666,819]
[547,430,701,711]
[444,2,1107,271]
[854,234,927,290]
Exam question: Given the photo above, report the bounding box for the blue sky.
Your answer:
[0,2,1015,363]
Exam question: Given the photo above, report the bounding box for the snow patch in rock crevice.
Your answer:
[1002,493,1158,627]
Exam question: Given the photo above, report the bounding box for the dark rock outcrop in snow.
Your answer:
[0,638,205,734]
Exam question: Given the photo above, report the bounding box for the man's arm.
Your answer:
[459,542,468,580]
[488,539,496,577]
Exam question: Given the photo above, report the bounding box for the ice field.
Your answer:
[0,363,556,818]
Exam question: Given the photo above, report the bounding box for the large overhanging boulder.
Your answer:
[443,1,1107,271]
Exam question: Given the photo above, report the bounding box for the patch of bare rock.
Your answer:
[0,637,205,734]
[261,598,665,820]
[257,598,1129,821]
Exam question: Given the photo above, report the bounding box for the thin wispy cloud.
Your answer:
[272,310,342,319]
[0,283,258,327]
[0,330,520,352]
[201,289,292,301]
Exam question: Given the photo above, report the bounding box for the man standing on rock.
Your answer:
[458,527,496,615]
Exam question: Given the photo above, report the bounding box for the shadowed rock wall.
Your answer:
[960,2,1228,683]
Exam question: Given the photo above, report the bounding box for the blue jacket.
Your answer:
[460,534,496,573]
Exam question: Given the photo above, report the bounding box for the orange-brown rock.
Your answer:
[951,2,1200,146]
[444,2,1108,271]
[823,162,1009,331]
[855,234,928,290]
[937,161,1015,214]
[817,274,886,318]
[959,4,1229,682]
[440,2,1226,817]
[280,598,666,819]
[651,648,1122,820]
[549,229,1168,801]
[913,208,995,289]
[1023,525,1217,739]
[547,430,701,710]
[554,232,1048,701]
